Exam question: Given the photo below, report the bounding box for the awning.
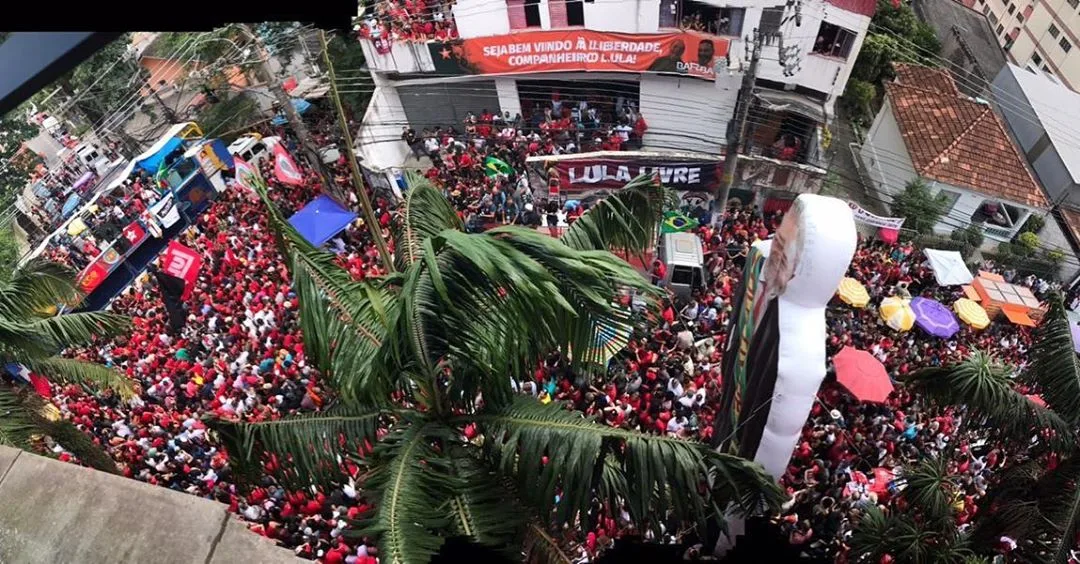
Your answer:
[1003,307,1036,327]
[962,285,980,302]
[923,249,974,286]
[271,98,313,126]
[135,137,183,174]
[287,195,358,247]
[754,89,827,123]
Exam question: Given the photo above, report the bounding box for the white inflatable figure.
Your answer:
[712,194,857,555]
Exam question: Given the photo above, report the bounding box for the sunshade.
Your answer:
[837,277,870,308]
[66,217,88,237]
[1002,307,1036,327]
[954,298,990,329]
[833,346,894,403]
[287,195,358,248]
[61,193,81,217]
[879,296,915,332]
[923,249,974,286]
[910,297,960,338]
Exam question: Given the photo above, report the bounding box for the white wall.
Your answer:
[860,98,917,202]
[640,73,733,154]
[356,82,411,170]
[454,0,511,39]
[495,78,523,119]
[584,0,642,32]
[360,40,435,73]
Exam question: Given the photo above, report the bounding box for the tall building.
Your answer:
[353,0,875,201]
[973,0,1080,90]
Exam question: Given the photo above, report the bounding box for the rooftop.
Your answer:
[999,63,1080,184]
[911,0,1007,98]
[885,63,1048,209]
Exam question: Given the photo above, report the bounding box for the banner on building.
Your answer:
[162,241,202,300]
[273,143,305,186]
[428,29,730,80]
[847,201,905,230]
[77,261,110,294]
[549,157,722,195]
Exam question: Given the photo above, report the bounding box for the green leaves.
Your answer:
[209,403,389,488]
[391,173,463,270]
[901,350,1074,452]
[471,397,784,534]
[0,386,36,449]
[1023,294,1080,426]
[559,173,666,254]
[23,357,133,398]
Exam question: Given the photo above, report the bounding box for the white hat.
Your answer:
[525,203,534,211]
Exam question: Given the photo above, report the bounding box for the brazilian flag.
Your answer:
[662,211,699,233]
[483,156,513,177]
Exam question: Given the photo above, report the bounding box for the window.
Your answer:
[670,266,694,286]
[1008,3,1015,14]
[997,23,1005,35]
[671,1,745,35]
[989,12,998,25]
[813,22,857,58]
[1032,51,1043,65]
[759,6,785,36]
[1018,11,1024,21]
[567,0,584,25]
[525,0,542,27]
[1061,37,1072,52]
[1050,23,1060,38]
[982,5,990,15]
[1069,0,1078,9]
[939,190,961,212]
[659,0,678,27]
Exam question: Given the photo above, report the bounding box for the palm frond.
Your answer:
[352,421,456,564]
[522,522,574,564]
[22,357,133,397]
[0,260,82,318]
[209,403,390,487]
[559,174,666,254]
[986,455,1080,564]
[15,389,119,474]
[0,385,37,449]
[444,450,525,554]
[467,397,784,536]
[391,172,464,270]
[251,177,398,404]
[847,505,896,562]
[21,310,130,349]
[901,350,1074,452]
[898,456,957,528]
[1023,293,1080,425]
[414,227,662,409]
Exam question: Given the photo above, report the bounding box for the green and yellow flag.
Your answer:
[661,211,699,233]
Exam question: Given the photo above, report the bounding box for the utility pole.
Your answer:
[319,30,394,273]
[148,83,180,123]
[718,29,763,217]
[237,24,335,192]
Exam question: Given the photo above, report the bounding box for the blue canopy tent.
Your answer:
[287,195,357,247]
[61,193,81,218]
[135,137,184,174]
[271,98,313,126]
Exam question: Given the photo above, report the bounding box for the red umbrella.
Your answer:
[833,346,894,403]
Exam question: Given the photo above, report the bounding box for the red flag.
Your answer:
[28,373,52,399]
[122,221,148,247]
[273,142,305,186]
[162,241,203,300]
[78,261,109,294]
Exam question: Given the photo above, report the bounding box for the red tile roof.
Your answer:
[886,63,1048,209]
[826,0,877,17]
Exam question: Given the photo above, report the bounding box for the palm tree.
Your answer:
[213,173,785,563]
[849,294,1080,563]
[0,260,131,472]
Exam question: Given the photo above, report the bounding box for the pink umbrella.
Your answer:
[833,346,894,403]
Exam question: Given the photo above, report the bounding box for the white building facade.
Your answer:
[354,0,875,185]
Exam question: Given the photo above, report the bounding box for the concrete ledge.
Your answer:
[210,518,300,564]
[0,446,302,563]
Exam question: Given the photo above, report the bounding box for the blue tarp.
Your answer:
[61,193,81,217]
[135,137,183,174]
[271,98,313,126]
[288,195,357,248]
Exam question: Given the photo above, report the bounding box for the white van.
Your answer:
[659,232,705,297]
[74,143,111,176]
[227,135,279,168]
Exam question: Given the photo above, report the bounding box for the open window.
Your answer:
[813,22,857,58]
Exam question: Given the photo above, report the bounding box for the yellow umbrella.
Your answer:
[879,296,915,332]
[954,298,990,330]
[837,277,870,308]
[66,217,88,237]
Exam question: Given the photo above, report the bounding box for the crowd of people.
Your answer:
[355,0,459,44]
[20,101,1072,563]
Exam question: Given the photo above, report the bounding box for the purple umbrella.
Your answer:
[1071,324,1080,354]
[910,297,960,338]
